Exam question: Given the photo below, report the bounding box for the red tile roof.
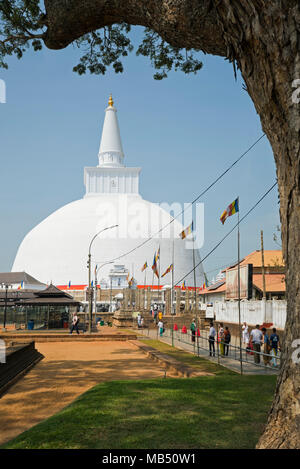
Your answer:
[253,274,286,293]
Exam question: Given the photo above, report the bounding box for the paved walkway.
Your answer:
[0,340,178,446]
[136,328,279,375]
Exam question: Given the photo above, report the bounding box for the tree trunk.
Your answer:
[42,0,300,448]
[211,1,300,447]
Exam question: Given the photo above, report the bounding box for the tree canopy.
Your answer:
[0,0,204,80]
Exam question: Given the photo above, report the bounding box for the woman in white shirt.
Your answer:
[219,323,225,355]
[158,320,164,337]
[242,322,249,344]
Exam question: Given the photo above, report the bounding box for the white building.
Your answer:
[108,264,129,289]
[12,96,205,287]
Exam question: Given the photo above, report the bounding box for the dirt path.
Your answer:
[0,341,176,446]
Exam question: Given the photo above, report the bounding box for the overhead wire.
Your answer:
[97,133,266,265]
[173,181,278,288]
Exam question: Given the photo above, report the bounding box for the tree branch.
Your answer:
[0,32,45,45]
[43,0,227,56]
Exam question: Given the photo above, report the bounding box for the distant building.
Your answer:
[0,281,81,330]
[108,264,130,289]
[0,272,46,291]
[201,250,285,303]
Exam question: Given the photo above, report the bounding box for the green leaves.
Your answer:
[73,24,134,76]
[0,0,45,68]
[73,25,203,80]
[136,28,203,80]
[0,5,203,80]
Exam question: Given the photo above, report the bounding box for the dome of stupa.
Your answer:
[12,96,204,287]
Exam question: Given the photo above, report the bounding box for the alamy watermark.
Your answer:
[0,79,6,104]
[292,79,300,104]
[0,339,6,364]
[92,196,204,249]
[291,339,300,365]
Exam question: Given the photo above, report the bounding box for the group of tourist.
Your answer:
[208,322,231,357]
[208,321,280,367]
[246,323,280,367]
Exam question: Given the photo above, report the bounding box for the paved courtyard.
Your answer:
[0,340,176,446]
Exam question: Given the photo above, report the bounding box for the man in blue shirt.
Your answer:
[209,322,216,357]
[262,327,271,366]
[270,328,281,367]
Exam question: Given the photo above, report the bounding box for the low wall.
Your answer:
[136,313,202,331]
[0,341,43,396]
[214,300,286,329]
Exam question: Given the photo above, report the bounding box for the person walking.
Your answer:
[242,322,249,345]
[158,319,164,337]
[137,313,142,329]
[70,313,80,335]
[262,327,271,366]
[250,325,263,364]
[219,323,225,356]
[209,322,216,357]
[224,326,231,356]
[270,328,281,367]
[190,319,196,343]
[153,303,158,324]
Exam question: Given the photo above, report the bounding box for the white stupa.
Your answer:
[12,96,205,287]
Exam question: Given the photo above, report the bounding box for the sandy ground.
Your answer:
[0,340,175,446]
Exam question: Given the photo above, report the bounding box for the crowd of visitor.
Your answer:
[208,321,280,367]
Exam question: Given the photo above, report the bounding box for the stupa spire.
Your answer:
[98,94,124,167]
[108,94,114,107]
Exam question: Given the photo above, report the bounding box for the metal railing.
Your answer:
[135,322,281,372]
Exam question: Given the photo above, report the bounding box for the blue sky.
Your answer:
[0,27,280,281]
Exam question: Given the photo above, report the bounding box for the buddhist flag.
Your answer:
[180,222,193,239]
[220,198,239,224]
[141,261,148,272]
[68,280,71,288]
[161,264,173,278]
[152,253,159,278]
[155,247,160,262]
[18,281,24,290]
[182,280,186,288]
[128,277,134,287]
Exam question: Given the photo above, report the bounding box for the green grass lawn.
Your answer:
[2,339,277,449]
[139,338,235,375]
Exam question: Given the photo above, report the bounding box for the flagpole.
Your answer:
[144,267,147,310]
[94,266,97,319]
[158,245,160,309]
[171,238,174,346]
[151,250,155,308]
[237,200,243,375]
[192,229,199,356]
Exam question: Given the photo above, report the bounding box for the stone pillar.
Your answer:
[165,288,171,315]
[185,289,190,313]
[130,288,136,310]
[146,287,151,311]
[175,287,181,315]
[136,289,141,311]
[123,288,130,311]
